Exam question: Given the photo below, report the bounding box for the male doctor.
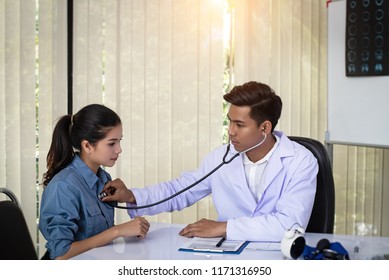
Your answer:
[103,81,318,242]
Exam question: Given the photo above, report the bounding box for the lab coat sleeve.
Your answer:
[127,153,217,218]
[226,146,318,242]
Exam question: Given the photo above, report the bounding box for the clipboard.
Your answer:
[179,237,249,254]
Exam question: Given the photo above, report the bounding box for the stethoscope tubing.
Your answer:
[114,146,238,210]
[114,133,267,210]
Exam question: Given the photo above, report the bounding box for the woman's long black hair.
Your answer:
[42,104,121,187]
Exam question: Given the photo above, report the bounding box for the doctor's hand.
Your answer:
[179,218,227,238]
[101,178,137,204]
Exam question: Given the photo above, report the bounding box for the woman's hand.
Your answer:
[114,216,150,239]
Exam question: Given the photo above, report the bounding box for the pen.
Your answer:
[216,237,226,247]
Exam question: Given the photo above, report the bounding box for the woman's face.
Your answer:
[82,124,123,173]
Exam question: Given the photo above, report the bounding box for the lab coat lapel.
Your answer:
[228,145,259,208]
[260,134,294,194]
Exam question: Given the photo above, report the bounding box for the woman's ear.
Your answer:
[81,140,92,153]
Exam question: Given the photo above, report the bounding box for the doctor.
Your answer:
[102,81,318,241]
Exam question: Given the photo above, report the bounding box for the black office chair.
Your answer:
[0,188,38,260]
[288,137,335,234]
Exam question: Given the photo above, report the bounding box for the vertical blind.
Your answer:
[233,0,327,138]
[0,0,68,251]
[72,0,225,225]
[1,0,389,256]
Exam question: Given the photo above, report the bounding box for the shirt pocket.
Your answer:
[85,205,109,236]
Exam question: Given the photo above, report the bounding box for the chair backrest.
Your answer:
[288,136,335,234]
[0,188,38,260]
[0,187,20,206]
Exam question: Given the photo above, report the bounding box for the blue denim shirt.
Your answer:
[39,155,115,259]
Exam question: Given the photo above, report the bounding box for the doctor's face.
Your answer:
[227,105,264,152]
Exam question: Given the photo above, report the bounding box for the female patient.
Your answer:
[39,104,149,260]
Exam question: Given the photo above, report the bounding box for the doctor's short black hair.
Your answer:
[223,81,282,131]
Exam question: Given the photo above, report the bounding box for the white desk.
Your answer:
[71,222,389,260]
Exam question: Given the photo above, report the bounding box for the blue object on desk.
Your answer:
[179,241,250,255]
[303,241,350,260]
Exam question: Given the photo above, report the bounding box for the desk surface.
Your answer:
[71,222,389,260]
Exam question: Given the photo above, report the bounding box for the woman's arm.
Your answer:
[56,216,150,260]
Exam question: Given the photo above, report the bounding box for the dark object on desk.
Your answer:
[303,241,350,260]
[371,254,389,260]
[216,237,226,247]
[306,238,331,259]
[288,137,335,234]
[0,188,38,260]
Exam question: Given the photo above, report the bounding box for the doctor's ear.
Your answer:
[260,121,272,134]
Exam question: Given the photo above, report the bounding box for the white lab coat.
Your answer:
[128,131,318,241]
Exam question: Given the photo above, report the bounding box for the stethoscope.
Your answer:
[104,133,267,210]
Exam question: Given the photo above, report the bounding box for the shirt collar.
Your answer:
[71,154,109,189]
